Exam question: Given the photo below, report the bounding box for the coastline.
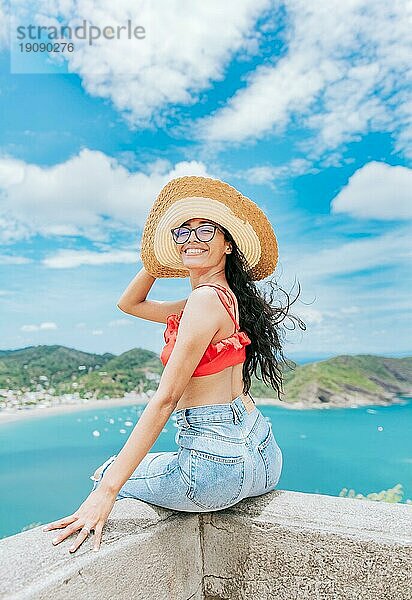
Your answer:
[0,394,278,424]
[0,391,410,425]
[253,393,411,410]
[0,395,150,425]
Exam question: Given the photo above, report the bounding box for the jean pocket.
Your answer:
[257,423,282,490]
[187,449,245,510]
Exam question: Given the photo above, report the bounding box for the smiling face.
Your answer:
[175,217,231,272]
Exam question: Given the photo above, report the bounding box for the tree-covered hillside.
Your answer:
[278,354,412,406]
[0,346,411,406]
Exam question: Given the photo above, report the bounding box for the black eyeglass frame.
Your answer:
[170,223,226,244]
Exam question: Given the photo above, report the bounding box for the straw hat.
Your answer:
[140,176,278,281]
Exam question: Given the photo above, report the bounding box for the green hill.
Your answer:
[0,346,411,406]
[0,345,112,388]
[64,348,164,398]
[0,345,162,399]
[276,354,412,407]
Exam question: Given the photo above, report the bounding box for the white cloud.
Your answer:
[294,306,323,324]
[108,318,133,327]
[11,0,271,127]
[92,329,103,335]
[0,214,34,245]
[4,1,410,165]
[0,254,33,264]
[198,0,412,160]
[0,149,210,243]
[239,158,315,186]
[199,56,324,143]
[40,322,58,330]
[43,248,138,268]
[285,225,411,281]
[20,322,58,332]
[331,162,412,220]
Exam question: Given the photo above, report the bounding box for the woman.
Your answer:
[43,176,304,553]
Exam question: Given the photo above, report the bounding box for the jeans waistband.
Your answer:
[174,393,255,427]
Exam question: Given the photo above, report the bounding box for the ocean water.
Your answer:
[1,396,411,539]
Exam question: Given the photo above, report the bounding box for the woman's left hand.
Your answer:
[42,485,117,553]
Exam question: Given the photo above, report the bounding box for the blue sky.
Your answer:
[0,0,411,362]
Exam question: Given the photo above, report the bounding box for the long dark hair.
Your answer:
[222,225,306,401]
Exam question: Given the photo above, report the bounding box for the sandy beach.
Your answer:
[0,395,151,425]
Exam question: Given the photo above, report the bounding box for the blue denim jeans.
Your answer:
[90,394,283,512]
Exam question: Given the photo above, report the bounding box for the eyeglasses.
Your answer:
[170,223,224,244]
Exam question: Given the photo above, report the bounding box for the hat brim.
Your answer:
[140,176,278,281]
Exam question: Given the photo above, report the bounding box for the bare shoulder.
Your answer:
[181,285,228,324]
[187,284,222,304]
[172,286,225,346]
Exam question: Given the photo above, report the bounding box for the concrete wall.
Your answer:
[1,490,411,600]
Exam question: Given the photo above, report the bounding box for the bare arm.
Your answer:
[117,267,187,323]
[117,266,156,309]
[100,287,224,495]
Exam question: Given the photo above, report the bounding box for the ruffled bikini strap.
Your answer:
[194,283,239,332]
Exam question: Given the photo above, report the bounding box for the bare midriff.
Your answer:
[171,284,251,411]
[174,361,248,411]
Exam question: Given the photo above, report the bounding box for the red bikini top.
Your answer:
[160,283,251,377]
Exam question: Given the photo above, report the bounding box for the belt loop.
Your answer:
[231,403,241,424]
[181,409,191,429]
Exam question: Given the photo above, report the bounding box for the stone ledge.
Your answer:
[1,490,411,600]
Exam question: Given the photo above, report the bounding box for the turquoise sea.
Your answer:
[1,396,411,539]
